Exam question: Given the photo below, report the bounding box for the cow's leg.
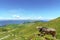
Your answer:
[37,34,40,36]
[50,31,56,37]
[52,34,56,38]
[40,32,46,36]
[39,32,45,36]
[51,32,56,39]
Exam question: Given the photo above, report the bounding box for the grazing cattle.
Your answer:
[36,27,56,37]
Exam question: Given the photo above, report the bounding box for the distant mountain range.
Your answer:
[0,20,48,26]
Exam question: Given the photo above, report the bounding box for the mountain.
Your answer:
[0,20,47,26]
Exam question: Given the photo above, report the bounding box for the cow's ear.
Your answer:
[39,27,42,29]
[38,27,42,30]
[36,26,39,29]
[36,26,42,30]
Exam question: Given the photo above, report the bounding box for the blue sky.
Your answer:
[0,0,60,20]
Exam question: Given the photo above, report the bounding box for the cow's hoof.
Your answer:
[37,34,40,36]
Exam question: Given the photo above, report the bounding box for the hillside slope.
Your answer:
[0,17,60,40]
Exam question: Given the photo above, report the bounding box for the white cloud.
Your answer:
[12,15,20,19]
[35,16,56,20]
[0,17,11,20]
[12,15,33,20]
[12,15,26,20]
[0,15,56,20]
[37,16,43,20]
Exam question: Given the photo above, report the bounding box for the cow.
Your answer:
[36,27,56,38]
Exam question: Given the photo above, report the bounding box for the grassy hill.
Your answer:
[0,17,60,40]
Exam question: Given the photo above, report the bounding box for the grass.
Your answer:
[0,17,60,40]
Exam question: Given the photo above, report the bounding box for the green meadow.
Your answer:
[0,17,60,40]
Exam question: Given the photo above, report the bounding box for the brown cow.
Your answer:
[36,27,56,37]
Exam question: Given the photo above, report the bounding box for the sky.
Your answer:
[0,0,60,20]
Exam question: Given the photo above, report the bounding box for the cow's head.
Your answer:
[36,26,43,31]
[36,26,47,32]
